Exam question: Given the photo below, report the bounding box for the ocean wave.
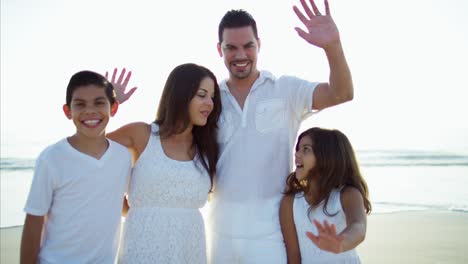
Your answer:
[357,150,468,167]
[0,158,35,171]
[372,202,468,214]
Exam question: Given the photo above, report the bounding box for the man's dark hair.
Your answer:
[218,9,258,43]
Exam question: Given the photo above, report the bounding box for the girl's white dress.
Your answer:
[118,124,210,264]
[293,189,361,264]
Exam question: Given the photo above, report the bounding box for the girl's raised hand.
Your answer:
[306,219,345,253]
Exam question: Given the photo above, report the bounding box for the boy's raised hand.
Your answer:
[306,219,345,253]
[105,68,138,104]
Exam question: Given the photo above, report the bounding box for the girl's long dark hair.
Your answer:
[284,127,371,216]
[155,63,222,191]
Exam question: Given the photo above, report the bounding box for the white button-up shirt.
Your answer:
[209,70,318,238]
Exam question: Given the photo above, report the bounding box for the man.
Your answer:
[208,0,354,262]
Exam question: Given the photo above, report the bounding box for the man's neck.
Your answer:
[227,70,260,91]
[226,71,260,109]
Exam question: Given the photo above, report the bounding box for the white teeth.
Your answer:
[234,62,248,67]
[83,120,99,125]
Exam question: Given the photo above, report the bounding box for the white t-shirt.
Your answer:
[210,70,318,238]
[24,138,131,264]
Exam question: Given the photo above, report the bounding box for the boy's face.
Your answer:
[63,85,118,139]
[217,26,260,80]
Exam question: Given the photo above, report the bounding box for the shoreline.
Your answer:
[2,210,468,263]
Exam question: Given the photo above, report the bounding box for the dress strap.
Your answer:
[151,122,159,133]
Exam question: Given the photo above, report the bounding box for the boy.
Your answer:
[20,70,131,264]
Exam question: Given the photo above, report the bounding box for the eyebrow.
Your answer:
[72,96,107,102]
[198,88,215,95]
[225,41,255,48]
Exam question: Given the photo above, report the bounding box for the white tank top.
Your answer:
[293,188,361,263]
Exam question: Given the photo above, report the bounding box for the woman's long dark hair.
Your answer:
[155,63,222,191]
[284,127,371,216]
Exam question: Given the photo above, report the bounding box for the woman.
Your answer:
[107,63,221,263]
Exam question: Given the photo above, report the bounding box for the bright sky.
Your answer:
[2,0,468,158]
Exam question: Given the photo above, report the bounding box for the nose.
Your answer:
[234,48,247,60]
[205,97,214,109]
[295,151,301,159]
[83,104,98,114]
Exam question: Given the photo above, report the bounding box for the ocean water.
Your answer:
[1,147,468,228]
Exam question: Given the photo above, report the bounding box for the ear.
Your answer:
[110,102,119,117]
[257,38,261,53]
[217,43,223,57]
[63,104,72,119]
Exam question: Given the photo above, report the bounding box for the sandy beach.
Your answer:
[2,211,467,263]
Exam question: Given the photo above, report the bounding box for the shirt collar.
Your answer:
[220,70,275,92]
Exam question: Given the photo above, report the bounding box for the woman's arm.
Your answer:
[107,122,150,163]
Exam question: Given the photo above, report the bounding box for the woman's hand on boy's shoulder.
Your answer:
[105,67,138,104]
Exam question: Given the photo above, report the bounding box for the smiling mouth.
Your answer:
[81,119,102,127]
[232,61,250,68]
[201,111,211,117]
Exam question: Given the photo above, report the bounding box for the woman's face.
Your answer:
[188,77,215,126]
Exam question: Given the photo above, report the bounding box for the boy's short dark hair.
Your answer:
[66,71,116,107]
[218,9,258,43]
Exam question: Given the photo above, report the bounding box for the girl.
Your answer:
[279,127,371,263]
[107,63,222,263]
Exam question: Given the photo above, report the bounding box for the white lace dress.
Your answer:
[118,124,211,264]
[293,189,361,264]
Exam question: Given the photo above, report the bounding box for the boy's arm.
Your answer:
[279,195,301,264]
[20,214,44,264]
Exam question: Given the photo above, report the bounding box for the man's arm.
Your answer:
[293,0,353,110]
[20,214,44,264]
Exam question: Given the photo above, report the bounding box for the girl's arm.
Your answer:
[306,186,366,253]
[339,186,367,251]
[20,214,44,264]
[279,195,301,264]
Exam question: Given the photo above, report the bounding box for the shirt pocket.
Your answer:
[218,110,234,143]
[255,99,286,133]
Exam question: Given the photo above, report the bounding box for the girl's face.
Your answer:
[294,135,316,181]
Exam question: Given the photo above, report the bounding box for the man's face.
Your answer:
[218,26,260,80]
